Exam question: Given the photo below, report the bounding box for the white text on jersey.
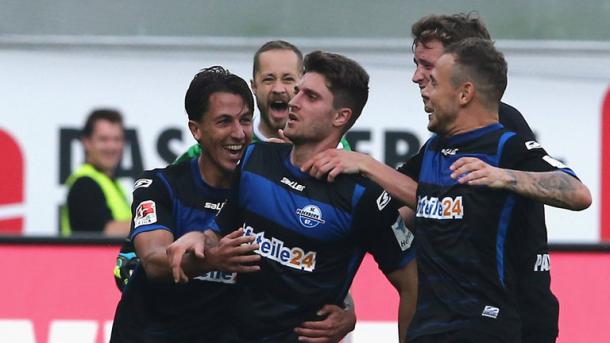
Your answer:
[416,195,464,220]
[281,177,306,191]
[244,225,317,272]
[534,253,551,271]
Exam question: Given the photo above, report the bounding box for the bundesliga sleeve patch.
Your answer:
[134,200,157,227]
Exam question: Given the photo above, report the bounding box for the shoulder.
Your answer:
[242,142,291,166]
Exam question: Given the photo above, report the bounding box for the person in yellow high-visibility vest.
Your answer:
[61,109,131,237]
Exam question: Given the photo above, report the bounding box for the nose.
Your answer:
[288,93,300,110]
[412,67,424,85]
[231,121,246,140]
[271,80,287,94]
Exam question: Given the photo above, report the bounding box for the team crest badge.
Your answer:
[296,204,325,228]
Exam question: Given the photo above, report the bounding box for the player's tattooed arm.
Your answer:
[450,157,592,211]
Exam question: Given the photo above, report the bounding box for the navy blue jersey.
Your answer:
[110,158,237,343]
[211,142,416,341]
[399,123,576,342]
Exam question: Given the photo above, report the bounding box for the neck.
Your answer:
[198,156,231,188]
[290,135,340,167]
[444,107,499,137]
[255,115,278,140]
[86,160,113,178]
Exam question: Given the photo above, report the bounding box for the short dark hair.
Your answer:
[303,50,369,132]
[411,12,491,49]
[185,66,254,122]
[252,40,303,79]
[444,38,508,108]
[82,108,123,138]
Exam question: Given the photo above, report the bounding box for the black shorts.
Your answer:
[408,329,510,343]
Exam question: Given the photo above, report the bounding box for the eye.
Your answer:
[240,115,253,125]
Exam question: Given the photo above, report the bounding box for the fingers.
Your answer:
[278,129,292,144]
[317,304,340,316]
[167,245,188,283]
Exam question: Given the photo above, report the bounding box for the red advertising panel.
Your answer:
[0,129,24,233]
[0,244,609,342]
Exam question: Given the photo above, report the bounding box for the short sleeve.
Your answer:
[397,142,426,180]
[352,183,416,274]
[130,171,176,240]
[501,134,578,179]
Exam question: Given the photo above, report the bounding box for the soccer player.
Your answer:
[400,38,590,342]
[114,40,358,342]
[167,51,418,343]
[110,66,262,343]
[301,13,575,342]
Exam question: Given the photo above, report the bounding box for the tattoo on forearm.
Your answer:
[513,170,576,208]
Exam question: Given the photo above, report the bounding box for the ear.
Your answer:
[458,82,475,106]
[188,120,202,142]
[333,108,353,129]
[81,136,92,152]
[250,78,257,93]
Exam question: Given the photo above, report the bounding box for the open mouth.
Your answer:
[224,144,244,155]
[270,100,289,112]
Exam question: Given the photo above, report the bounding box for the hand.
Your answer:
[450,157,514,189]
[301,149,367,182]
[294,304,356,343]
[205,228,261,273]
[166,231,207,284]
[267,129,293,144]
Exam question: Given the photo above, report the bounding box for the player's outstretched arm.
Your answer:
[166,228,260,284]
[386,259,418,343]
[301,149,418,209]
[450,157,592,210]
[294,299,356,343]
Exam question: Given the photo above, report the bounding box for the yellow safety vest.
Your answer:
[60,163,131,236]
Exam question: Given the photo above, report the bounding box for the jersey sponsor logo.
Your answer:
[542,155,569,169]
[244,225,317,272]
[204,201,224,212]
[391,215,414,251]
[534,253,551,271]
[193,270,236,284]
[134,178,153,189]
[416,195,464,220]
[481,305,500,319]
[376,191,391,211]
[281,176,306,191]
[525,140,542,150]
[134,200,157,227]
[296,204,325,228]
[441,148,459,156]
